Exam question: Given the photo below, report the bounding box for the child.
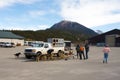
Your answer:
[102,45,111,63]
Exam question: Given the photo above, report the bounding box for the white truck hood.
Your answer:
[25,47,43,50]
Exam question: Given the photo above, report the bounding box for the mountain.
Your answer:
[12,20,98,43]
[49,20,98,37]
[91,22,120,32]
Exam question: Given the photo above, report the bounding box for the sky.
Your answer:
[0,0,120,32]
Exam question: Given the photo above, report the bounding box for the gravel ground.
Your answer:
[0,46,120,80]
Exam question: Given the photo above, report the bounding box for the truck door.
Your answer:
[43,44,50,54]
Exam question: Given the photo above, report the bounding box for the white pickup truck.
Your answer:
[24,42,64,59]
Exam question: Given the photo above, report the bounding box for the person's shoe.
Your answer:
[103,60,104,63]
[86,57,88,59]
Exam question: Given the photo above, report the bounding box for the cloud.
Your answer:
[29,10,47,17]
[0,24,49,31]
[0,0,39,8]
[60,0,120,27]
[36,25,50,30]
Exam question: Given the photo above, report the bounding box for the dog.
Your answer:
[14,52,21,58]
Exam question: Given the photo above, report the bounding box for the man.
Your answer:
[85,43,89,59]
[76,44,80,59]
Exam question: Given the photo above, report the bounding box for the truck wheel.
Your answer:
[58,51,64,58]
[36,52,41,56]
[36,52,42,61]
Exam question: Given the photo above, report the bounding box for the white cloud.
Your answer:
[29,10,46,17]
[60,0,120,27]
[0,24,49,31]
[17,0,39,4]
[36,25,49,30]
[23,25,49,30]
[0,0,39,8]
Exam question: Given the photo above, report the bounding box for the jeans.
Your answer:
[103,53,108,63]
[79,51,85,60]
[76,51,80,59]
[85,50,89,59]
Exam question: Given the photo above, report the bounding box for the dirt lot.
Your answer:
[0,46,120,80]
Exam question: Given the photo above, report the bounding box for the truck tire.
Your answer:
[36,52,42,56]
[47,49,54,60]
[36,52,42,61]
[57,50,64,57]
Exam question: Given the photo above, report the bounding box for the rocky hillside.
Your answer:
[49,20,98,36]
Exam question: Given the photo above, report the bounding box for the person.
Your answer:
[85,43,89,59]
[76,44,80,59]
[79,44,85,60]
[102,45,111,63]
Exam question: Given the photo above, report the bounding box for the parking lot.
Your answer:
[0,46,120,80]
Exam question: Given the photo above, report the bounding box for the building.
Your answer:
[0,31,24,46]
[89,29,120,47]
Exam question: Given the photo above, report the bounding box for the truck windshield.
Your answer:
[32,43,44,47]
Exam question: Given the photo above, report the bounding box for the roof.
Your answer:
[88,29,120,43]
[90,29,120,39]
[0,31,24,39]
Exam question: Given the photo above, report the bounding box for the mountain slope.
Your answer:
[49,20,98,37]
